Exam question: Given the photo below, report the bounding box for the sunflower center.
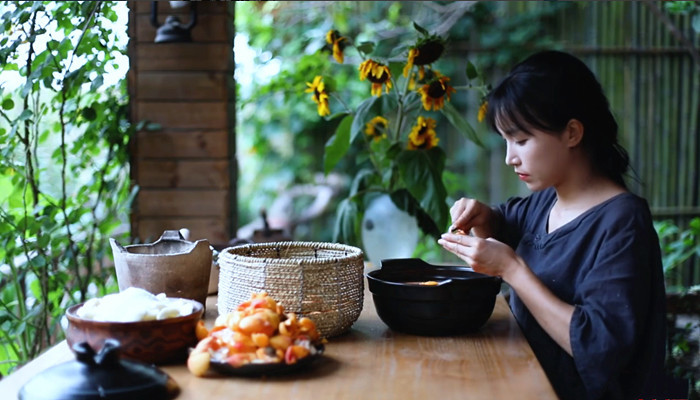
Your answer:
[414,41,444,65]
[368,74,390,84]
[427,81,447,98]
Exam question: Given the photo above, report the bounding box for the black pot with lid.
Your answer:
[19,339,179,400]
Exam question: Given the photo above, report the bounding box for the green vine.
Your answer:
[0,1,134,374]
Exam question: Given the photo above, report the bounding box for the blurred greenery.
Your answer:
[656,218,700,293]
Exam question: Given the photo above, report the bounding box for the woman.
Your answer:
[438,51,666,399]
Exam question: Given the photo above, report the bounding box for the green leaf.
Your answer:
[356,41,375,56]
[389,189,442,239]
[465,60,478,80]
[351,97,380,142]
[441,101,483,147]
[323,113,352,174]
[81,107,97,121]
[333,197,361,246]
[664,1,696,14]
[16,109,33,122]
[413,21,429,36]
[2,99,14,110]
[28,277,42,300]
[90,75,104,92]
[30,254,47,269]
[396,147,449,237]
[349,168,378,196]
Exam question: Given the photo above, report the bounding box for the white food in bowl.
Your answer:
[76,287,195,322]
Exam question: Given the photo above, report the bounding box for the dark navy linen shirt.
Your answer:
[495,188,666,400]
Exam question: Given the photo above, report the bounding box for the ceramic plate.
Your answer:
[208,344,324,377]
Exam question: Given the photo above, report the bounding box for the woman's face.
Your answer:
[497,122,571,191]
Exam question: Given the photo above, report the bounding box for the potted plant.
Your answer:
[304,23,489,257]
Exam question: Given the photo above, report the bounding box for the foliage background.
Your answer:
[234,1,576,258]
[234,0,700,278]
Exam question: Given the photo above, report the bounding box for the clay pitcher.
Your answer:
[110,230,212,307]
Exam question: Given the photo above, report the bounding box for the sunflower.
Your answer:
[417,74,456,111]
[365,116,389,142]
[325,29,347,64]
[403,36,445,78]
[403,48,419,77]
[408,72,417,90]
[305,75,331,117]
[408,116,439,150]
[412,37,445,65]
[359,59,393,97]
[477,101,488,123]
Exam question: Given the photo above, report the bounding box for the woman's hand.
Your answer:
[438,232,575,355]
[449,198,497,239]
[438,233,523,280]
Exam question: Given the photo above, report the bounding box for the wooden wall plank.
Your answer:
[134,1,229,15]
[137,189,228,217]
[136,102,227,129]
[137,160,230,189]
[136,43,231,72]
[136,72,227,100]
[136,130,229,158]
[128,1,235,244]
[137,217,229,245]
[136,13,230,43]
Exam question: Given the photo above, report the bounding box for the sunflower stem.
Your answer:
[331,92,353,114]
[393,68,413,143]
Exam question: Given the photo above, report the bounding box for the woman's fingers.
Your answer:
[449,198,492,235]
[449,198,478,232]
[437,236,474,265]
[438,233,478,256]
[438,234,505,276]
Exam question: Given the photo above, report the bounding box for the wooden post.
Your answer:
[127,1,235,245]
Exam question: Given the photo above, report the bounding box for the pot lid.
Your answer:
[19,339,178,400]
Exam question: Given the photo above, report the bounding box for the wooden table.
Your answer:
[0,287,557,400]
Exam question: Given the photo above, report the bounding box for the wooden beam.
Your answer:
[137,160,230,189]
[136,129,229,158]
[136,71,227,101]
[136,43,231,72]
[136,102,227,129]
[137,189,228,217]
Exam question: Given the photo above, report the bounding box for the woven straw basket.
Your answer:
[217,241,365,338]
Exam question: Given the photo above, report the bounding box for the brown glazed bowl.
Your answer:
[65,299,204,365]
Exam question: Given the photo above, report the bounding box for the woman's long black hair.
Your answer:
[485,50,631,188]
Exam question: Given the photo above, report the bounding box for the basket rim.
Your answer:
[220,241,364,264]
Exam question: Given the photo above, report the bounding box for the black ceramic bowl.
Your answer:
[366,258,502,336]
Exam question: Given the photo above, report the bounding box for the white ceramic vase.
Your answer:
[361,194,419,268]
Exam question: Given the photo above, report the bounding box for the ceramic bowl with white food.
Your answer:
[65,287,204,365]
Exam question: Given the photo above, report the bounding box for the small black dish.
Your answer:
[366,258,502,336]
[208,344,324,377]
